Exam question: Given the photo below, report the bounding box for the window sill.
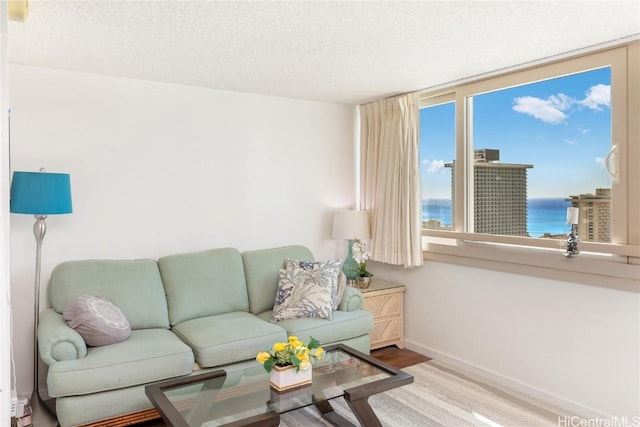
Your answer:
[422,237,640,292]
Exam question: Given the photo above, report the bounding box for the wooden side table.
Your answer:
[359,279,405,350]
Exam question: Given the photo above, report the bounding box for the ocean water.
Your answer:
[422,198,572,237]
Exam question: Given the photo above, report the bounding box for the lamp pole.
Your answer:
[32,214,47,397]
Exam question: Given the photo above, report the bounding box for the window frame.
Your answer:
[419,42,640,286]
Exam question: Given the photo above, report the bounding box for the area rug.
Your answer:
[279,361,569,427]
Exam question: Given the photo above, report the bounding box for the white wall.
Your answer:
[370,260,640,418]
[7,64,356,396]
[8,63,639,421]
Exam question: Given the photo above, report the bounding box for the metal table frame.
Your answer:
[145,344,413,427]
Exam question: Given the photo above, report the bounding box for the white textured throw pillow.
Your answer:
[63,295,131,346]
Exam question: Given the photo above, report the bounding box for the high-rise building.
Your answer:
[566,188,611,243]
[446,149,533,236]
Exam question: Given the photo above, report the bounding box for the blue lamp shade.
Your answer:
[10,171,73,215]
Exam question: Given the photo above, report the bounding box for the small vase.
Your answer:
[269,364,312,392]
[341,240,360,283]
[356,276,371,289]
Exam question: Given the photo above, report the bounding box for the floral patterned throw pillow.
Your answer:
[334,271,347,310]
[285,259,345,309]
[271,259,342,322]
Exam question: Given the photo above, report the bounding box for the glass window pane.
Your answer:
[469,67,612,242]
[420,102,455,231]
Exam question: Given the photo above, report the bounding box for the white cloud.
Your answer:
[565,139,578,145]
[595,157,606,168]
[513,84,610,124]
[421,159,446,173]
[512,95,569,124]
[579,128,590,135]
[549,93,574,110]
[580,84,610,110]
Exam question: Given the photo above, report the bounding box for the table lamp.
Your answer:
[332,210,370,283]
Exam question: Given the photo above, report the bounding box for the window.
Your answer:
[419,42,639,284]
[421,99,454,231]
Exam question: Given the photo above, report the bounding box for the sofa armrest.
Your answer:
[338,286,364,311]
[38,308,87,365]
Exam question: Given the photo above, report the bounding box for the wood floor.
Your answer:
[371,345,430,369]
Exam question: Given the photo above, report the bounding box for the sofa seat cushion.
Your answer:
[48,329,194,397]
[172,311,286,368]
[257,309,373,346]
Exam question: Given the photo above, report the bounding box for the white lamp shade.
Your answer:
[332,210,370,240]
[566,207,579,225]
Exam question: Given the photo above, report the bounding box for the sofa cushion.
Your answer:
[49,260,170,329]
[158,248,249,325]
[172,311,287,368]
[47,329,194,397]
[63,295,131,346]
[258,309,373,347]
[242,245,315,315]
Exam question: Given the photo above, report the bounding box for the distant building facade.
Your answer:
[446,149,533,236]
[566,188,611,243]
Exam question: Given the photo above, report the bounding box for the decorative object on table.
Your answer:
[256,336,324,391]
[331,209,370,284]
[268,363,312,392]
[352,238,373,288]
[356,276,372,289]
[10,168,73,397]
[565,207,579,258]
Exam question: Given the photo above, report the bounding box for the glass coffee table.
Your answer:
[145,344,413,427]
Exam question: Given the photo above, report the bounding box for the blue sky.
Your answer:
[420,67,612,198]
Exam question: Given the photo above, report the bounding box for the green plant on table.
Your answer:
[256,336,324,372]
[352,238,372,277]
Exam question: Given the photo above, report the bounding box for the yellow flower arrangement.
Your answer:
[256,336,324,373]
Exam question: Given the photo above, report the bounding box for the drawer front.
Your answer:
[371,317,402,345]
[363,293,401,317]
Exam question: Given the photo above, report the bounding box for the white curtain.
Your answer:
[360,93,422,267]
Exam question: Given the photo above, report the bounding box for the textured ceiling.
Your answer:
[8,1,640,105]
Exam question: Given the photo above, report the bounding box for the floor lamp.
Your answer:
[10,169,73,400]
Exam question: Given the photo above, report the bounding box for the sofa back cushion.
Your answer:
[49,260,170,330]
[242,245,314,315]
[158,248,249,325]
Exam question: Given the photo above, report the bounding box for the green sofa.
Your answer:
[37,245,373,426]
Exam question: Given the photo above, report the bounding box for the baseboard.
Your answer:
[405,339,611,420]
